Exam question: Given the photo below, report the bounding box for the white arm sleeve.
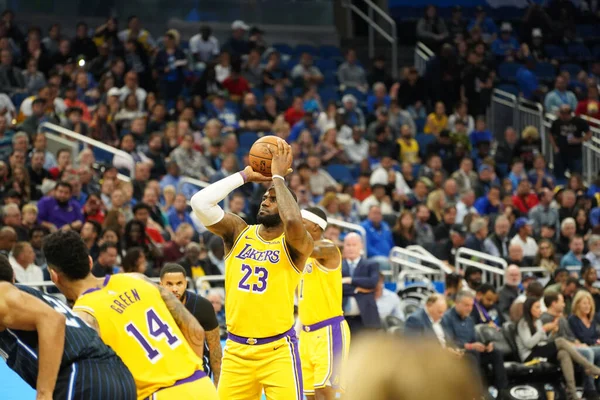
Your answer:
[190,172,245,227]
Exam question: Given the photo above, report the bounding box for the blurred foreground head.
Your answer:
[343,334,483,400]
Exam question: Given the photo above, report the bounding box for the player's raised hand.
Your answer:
[271,138,293,177]
[242,165,272,183]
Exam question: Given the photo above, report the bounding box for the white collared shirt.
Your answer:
[426,309,446,347]
[9,255,43,284]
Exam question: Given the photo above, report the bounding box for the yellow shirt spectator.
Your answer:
[423,101,448,135]
[397,138,420,164]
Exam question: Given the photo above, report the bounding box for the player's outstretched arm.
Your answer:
[0,283,65,400]
[190,167,269,249]
[311,239,341,270]
[128,274,206,359]
[271,140,314,265]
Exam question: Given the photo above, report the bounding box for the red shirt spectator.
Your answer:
[222,75,250,100]
[353,174,372,202]
[284,97,305,126]
[512,179,539,213]
[575,86,600,126]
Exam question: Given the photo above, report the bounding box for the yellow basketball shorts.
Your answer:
[217,327,302,400]
[299,316,351,396]
[144,370,218,400]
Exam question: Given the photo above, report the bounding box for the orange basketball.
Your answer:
[248,136,280,177]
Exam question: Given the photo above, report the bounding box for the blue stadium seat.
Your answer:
[292,87,304,97]
[533,62,556,83]
[577,25,596,39]
[496,83,519,96]
[271,43,294,56]
[10,93,28,110]
[239,132,259,149]
[323,70,338,86]
[342,87,366,103]
[415,133,436,156]
[294,44,319,57]
[315,58,337,73]
[284,57,299,71]
[319,85,339,104]
[326,164,354,184]
[92,147,114,164]
[544,45,567,61]
[498,62,522,83]
[415,118,426,133]
[251,87,264,102]
[566,43,592,62]
[560,63,582,77]
[318,45,343,60]
[593,45,600,59]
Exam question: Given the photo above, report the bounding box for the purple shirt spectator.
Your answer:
[37,182,84,229]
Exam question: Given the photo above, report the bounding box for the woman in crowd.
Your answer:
[21,204,39,231]
[122,246,147,274]
[517,297,600,400]
[426,189,445,227]
[576,207,592,240]
[533,239,559,275]
[392,210,417,248]
[319,192,340,220]
[316,127,348,165]
[89,102,118,146]
[103,209,126,237]
[424,101,448,135]
[568,291,600,347]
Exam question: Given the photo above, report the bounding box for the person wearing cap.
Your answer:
[560,235,587,269]
[223,20,250,57]
[549,103,591,179]
[491,22,519,60]
[190,25,220,63]
[510,217,538,258]
[468,6,498,43]
[436,223,467,266]
[338,48,368,92]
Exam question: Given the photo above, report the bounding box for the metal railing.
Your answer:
[328,218,367,245]
[341,0,398,78]
[40,122,136,179]
[389,246,447,287]
[414,41,434,76]
[455,247,507,288]
[488,89,519,142]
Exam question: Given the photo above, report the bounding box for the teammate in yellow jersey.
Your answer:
[299,207,351,400]
[191,138,314,400]
[42,231,219,400]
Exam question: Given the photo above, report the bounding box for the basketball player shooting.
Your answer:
[191,138,314,400]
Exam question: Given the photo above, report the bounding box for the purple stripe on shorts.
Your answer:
[287,333,303,400]
[302,316,345,332]
[329,321,344,390]
[143,370,207,399]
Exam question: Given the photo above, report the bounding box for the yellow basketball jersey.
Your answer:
[225,224,301,338]
[73,274,203,400]
[298,241,344,326]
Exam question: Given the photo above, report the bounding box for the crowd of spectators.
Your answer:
[2,4,600,391]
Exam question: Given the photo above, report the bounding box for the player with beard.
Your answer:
[37,181,84,232]
[159,263,222,385]
[191,138,314,400]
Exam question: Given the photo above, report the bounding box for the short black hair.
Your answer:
[160,263,187,279]
[476,283,496,295]
[29,226,49,239]
[464,266,482,280]
[98,242,117,254]
[566,277,579,287]
[86,220,102,237]
[544,291,560,308]
[133,203,152,214]
[0,254,14,282]
[304,206,327,223]
[525,281,544,297]
[43,231,90,280]
[297,163,309,171]
[55,181,73,193]
[445,273,461,289]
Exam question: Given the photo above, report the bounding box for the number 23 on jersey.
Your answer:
[237,263,269,293]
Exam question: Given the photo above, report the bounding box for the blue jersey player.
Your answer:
[0,255,136,400]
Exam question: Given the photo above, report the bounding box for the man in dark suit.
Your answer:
[404,293,448,346]
[341,232,381,332]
